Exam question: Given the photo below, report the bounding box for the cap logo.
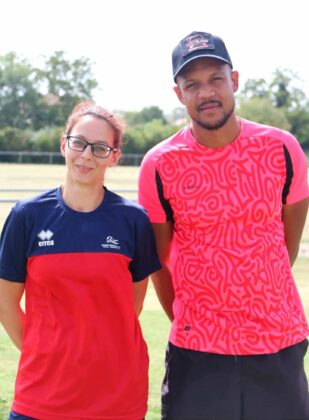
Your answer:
[181,32,215,57]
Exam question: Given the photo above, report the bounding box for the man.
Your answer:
[138,31,309,420]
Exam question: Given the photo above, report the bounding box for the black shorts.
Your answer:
[162,340,309,420]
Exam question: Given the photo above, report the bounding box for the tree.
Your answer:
[287,106,309,148]
[240,78,269,100]
[237,97,291,131]
[0,52,42,129]
[121,106,166,126]
[238,68,309,149]
[0,51,98,130]
[36,51,98,126]
[0,126,32,151]
[124,119,178,154]
[166,107,189,125]
[30,126,64,152]
[117,106,180,154]
[269,69,307,110]
[240,69,307,110]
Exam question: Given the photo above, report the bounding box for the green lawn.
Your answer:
[0,164,308,420]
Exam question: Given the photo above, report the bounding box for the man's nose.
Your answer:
[198,83,216,99]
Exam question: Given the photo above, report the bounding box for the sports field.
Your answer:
[0,163,308,420]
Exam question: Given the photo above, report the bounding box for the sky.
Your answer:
[1,0,309,114]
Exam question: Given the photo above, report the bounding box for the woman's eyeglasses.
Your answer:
[66,136,118,158]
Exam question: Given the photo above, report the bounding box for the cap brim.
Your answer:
[173,54,232,81]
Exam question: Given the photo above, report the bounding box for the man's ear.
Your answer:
[231,70,239,93]
[173,85,185,105]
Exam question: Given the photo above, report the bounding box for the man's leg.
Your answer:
[161,342,241,420]
[242,339,309,420]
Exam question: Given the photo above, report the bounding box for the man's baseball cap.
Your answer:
[172,31,233,82]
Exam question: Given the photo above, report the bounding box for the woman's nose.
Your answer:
[81,144,93,159]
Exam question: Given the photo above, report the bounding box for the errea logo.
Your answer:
[38,229,54,247]
[101,235,120,250]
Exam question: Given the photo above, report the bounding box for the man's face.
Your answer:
[174,58,239,130]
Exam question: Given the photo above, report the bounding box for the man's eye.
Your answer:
[186,83,196,89]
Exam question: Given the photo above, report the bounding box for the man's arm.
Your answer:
[282,197,309,266]
[151,222,175,321]
[0,278,25,350]
[133,277,149,317]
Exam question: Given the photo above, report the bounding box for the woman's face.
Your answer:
[60,115,119,187]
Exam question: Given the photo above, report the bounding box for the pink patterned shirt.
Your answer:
[138,118,309,355]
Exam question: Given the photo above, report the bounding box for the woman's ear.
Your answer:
[109,149,121,167]
[60,135,66,158]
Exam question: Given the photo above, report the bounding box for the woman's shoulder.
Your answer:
[105,189,149,218]
[13,188,59,215]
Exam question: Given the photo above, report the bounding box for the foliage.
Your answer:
[237,97,291,131]
[0,126,32,151]
[35,51,98,127]
[0,51,98,130]
[269,69,307,109]
[238,68,309,148]
[1,54,309,153]
[166,106,189,125]
[118,107,180,154]
[30,126,64,152]
[122,106,167,126]
[124,119,179,154]
[288,106,309,148]
[0,52,42,130]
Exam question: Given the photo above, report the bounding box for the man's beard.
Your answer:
[192,103,235,131]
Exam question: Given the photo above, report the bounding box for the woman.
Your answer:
[0,101,161,420]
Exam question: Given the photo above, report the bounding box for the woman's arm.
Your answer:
[0,278,25,350]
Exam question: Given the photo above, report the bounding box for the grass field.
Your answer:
[0,163,308,420]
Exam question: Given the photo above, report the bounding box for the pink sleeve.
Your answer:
[138,151,169,223]
[282,132,309,204]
